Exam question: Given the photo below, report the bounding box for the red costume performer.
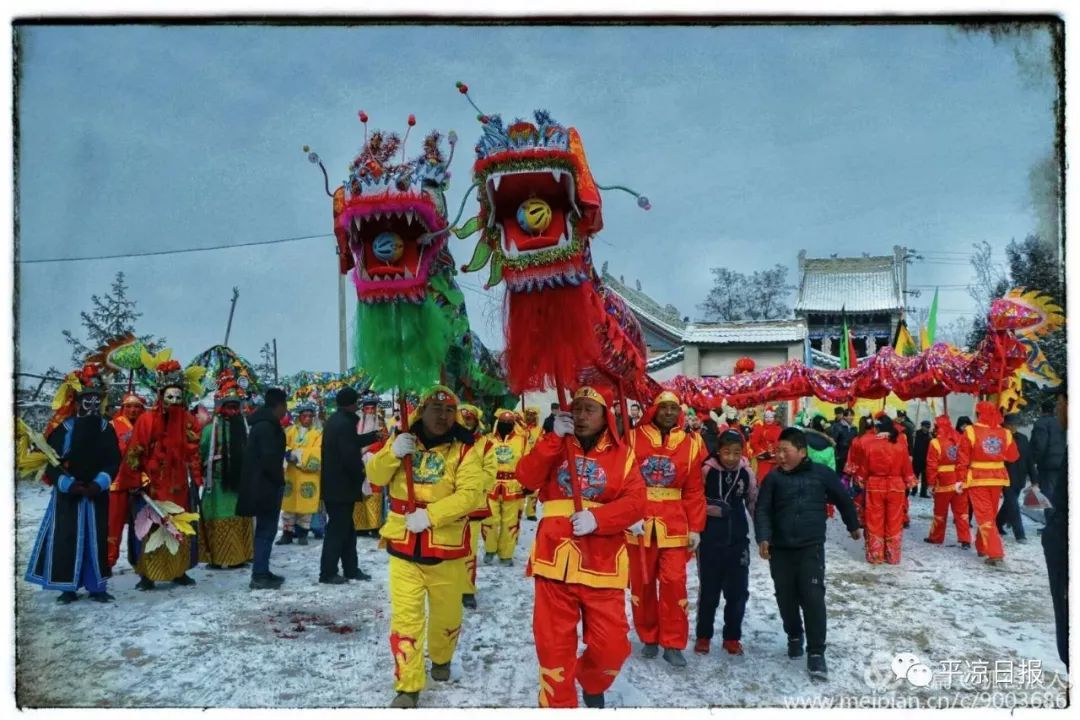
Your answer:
[115,358,205,589]
[516,386,646,708]
[843,422,875,526]
[849,417,916,564]
[924,414,972,547]
[749,407,782,483]
[107,392,145,569]
[626,391,706,662]
[958,401,1019,564]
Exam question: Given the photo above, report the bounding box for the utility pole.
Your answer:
[223,287,240,346]
[337,248,348,374]
[272,338,279,384]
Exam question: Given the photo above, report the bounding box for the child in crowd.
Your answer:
[695,430,757,656]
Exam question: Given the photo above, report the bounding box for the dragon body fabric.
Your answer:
[666,294,1041,410]
[306,115,514,413]
[455,88,656,401]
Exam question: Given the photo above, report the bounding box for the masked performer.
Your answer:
[278,401,323,545]
[106,391,145,570]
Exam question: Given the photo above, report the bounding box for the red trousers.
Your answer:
[107,490,130,568]
[628,543,690,649]
[533,577,631,708]
[927,489,971,544]
[969,485,1005,559]
[864,484,906,564]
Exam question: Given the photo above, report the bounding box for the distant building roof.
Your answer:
[683,319,807,345]
[646,346,685,371]
[795,248,906,314]
[602,270,686,342]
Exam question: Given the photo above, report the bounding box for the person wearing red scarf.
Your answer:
[958,401,1019,565]
[848,416,916,564]
[626,390,706,667]
[115,360,204,590]
[106,392,145,570]
[516,385,646,708]
[924,414,972,548]
[749,407,783,483]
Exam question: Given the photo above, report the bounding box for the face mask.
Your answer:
[77,394,102,417]
[496,421,515,436]
[163,387,184,406]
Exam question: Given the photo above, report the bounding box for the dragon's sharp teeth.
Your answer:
[491,174,502,192]
[551,169,562,184]
[403,267,414,279]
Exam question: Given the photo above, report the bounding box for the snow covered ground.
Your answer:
[15,481,1068,709]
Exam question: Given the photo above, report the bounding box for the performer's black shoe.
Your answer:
[173,573,197,587]
[57,591,79,604]
[320,575,348,585]
[960,542,971,550]
[499,558,514,567]
[430,662,451,681]
[250,573,284,590]
[390,691,419,708]
[641,643,659,658]
[227,563,249,569]
[483,552,496,564]
[583,692,605,708]
[296,535,309,546]
[788,636,804,658]
[135,577,156,591]
[89,591,115,603]
[345,569,371,581]
[275,531,294,546]
[462,593,477,609]
[207,563,224,570]
[808,654,828,682]
[662,648,687,667]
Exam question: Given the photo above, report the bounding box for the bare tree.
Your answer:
[698,268,749,321]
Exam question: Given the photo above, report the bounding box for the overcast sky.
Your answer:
[14,22,1058,379]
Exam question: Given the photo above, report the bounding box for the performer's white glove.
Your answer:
[404,508,432,533]
[361,480,373,497]
[628,520,645,536]
[688,531,701,551]
[954,482,964,494]
[571,509,598,536]
[392,433,417,458]
[552,411,574,438]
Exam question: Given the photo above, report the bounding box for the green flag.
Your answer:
[839,308,854,370]
[921,288,939,350]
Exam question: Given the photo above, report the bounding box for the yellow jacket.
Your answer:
[468,437,499,519]
[367,434,485,560]
[486,428,531,500]
[283,424,322,515]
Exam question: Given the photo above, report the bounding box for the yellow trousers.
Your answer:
[483,497,524,560]
[463,520,483,594]
[524,494,539,519]
[389,555,466,693]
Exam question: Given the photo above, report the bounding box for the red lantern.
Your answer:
[734,356,756,374]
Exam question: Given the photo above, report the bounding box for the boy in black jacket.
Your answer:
[755,428,861,681]
[695,430,757,656]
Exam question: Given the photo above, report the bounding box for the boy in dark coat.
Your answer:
[695,430,757,656]
[236,388,289,590]
[755,428,861,682]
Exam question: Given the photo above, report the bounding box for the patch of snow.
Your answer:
[14,484,1068,708]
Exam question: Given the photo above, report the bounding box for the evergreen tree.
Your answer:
[62,271,166,366]
[253,341,277,385]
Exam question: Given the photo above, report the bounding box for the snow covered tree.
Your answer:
[61,271,166,366]
[254,341,277,384]
[699,264,794,322]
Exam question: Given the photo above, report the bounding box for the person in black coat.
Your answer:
[541,402,560,434]
[319,387,383,584]
[1042,384,1068,668]
[695,430,757,656]
[995,414,1038,542]
[912,420,933,497]
[26,372,121,604]
[236,388,289,590]
[755,428,861,682]
[828,410,857,477]
[1031,399,1066,501]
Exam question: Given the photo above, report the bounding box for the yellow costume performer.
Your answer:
[354,393,386,535]
[458,404,497,609]
[279,402,322,545]
[482,409,531,565]
[367,385,485,708]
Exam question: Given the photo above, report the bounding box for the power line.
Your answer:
[17,232,335,264]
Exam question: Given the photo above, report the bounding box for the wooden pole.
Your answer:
[337,253,348,374]
[555,381,583,513]
[223,287,240,346]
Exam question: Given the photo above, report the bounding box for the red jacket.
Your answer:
[850,433,915,492]
[843,429,877,479]
[116,408,203,506]
[958,424,1019,489]
[749,422,782,483]
[627,423,706,547]
[517,431,646,589]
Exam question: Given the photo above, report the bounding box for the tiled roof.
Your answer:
[646,346,685,371]
[602,271,685,340]
[795,255,904,313]
[682,320,807,344]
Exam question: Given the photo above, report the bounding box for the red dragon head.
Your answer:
[306,114,457,304]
